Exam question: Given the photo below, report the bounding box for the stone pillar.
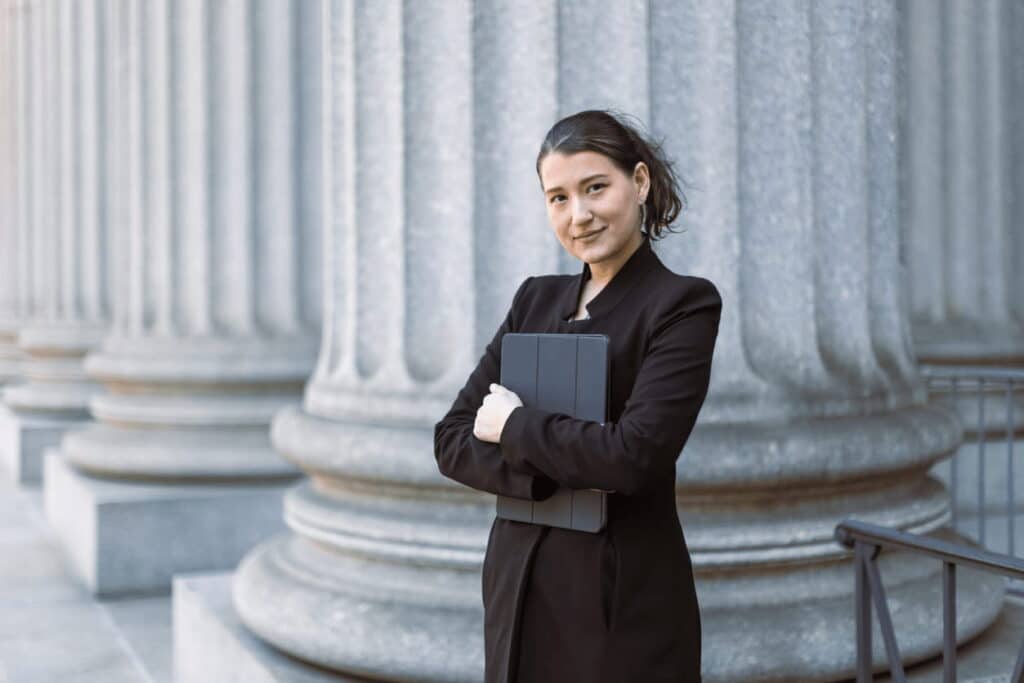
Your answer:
[44,0,323,597]
[0,0,23,388]
[219,2,1001,682]
[655,2,1000,676]
[904,0,1024,552]
[232,0,525,676]
[905,0,1024,365]
[0,0,109,484]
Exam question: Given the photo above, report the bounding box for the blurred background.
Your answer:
[0,1,1022,681]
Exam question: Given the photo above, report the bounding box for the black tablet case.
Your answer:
[496,333,611,533]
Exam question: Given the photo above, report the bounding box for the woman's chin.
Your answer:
[581,232,614,250]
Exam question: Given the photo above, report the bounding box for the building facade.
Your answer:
[1,0,1022,681]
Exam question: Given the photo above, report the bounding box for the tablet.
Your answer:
[496,333,611,533]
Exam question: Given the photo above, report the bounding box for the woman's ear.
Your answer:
[633,161,650,196]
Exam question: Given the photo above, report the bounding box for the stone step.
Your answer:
[870,594,1024,683]
[175,569,1024,683]
[0,476,171,682]
[173,571,360,682]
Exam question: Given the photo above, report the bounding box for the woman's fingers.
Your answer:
[489,382,511,395]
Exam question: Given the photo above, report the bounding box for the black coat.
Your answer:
[434,234,722,683]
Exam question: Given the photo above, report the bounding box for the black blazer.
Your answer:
[434,234,722,683]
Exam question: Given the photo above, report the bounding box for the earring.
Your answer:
[639,202,648,231]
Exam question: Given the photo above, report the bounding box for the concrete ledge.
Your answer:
[0,404,84,484]
[876,594,1024,682]
[44,452,292,597]
[173,572,366,682]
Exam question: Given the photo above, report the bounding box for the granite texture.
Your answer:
[44,452,290,596]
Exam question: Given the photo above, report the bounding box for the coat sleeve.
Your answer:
[433,276,560,501]
[498,277,722,497]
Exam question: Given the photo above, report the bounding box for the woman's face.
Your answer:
[539,150,649,266]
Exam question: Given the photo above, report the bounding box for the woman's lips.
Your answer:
[575,227,605,240]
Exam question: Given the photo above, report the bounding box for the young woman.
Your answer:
[434,110,722,683]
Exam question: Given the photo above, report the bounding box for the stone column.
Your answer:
[0,0,110,484]
[655,2,1000,676]
[0,0,23,388]
[45,0,322,596]
[232,0,533,677]
[905,0,1024,366]
[218,2,1002,682]
[904,0,1024,553]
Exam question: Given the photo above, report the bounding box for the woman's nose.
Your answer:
[571,198,593,224]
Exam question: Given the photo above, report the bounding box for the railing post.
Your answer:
[951,376,959,530]
[1008,379,1015,557]
[1011,632,1024,683]
[855,541,873,683]
[863,548,907,683]
[979,377,986,546]
[942,561,956,683]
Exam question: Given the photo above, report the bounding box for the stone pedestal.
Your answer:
[49,0,322,595]
[174,571,362,683]
[0,404,78,483]
[44,452,289,597]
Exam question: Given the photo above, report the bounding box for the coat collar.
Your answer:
[558,233,658,321]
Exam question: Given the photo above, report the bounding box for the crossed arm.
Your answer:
[434,276,722,499]
[433,277,559,500]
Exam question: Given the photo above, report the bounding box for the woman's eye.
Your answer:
[549,185,601,204]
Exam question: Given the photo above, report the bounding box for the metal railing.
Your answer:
[923,365,1024,595]
[835,518,1024,683]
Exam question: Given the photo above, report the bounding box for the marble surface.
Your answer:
[42,452,292,596]
[0,470,170,682]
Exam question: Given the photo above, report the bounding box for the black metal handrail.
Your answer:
[834,518,1024,683]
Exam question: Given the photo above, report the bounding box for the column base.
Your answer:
[173,571,367,683]
[43,452,293,597]
[232,528,1007,683]
[0,405,85,484]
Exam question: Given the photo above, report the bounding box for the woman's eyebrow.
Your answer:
[544,173,609,195]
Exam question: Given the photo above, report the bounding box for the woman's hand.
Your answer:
[473,383,523,444]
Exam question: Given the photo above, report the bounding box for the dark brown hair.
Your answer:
[535,109,688,240]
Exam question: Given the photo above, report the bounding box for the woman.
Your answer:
[434,110,722,683]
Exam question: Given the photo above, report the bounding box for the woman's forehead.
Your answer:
[540,151,618,191]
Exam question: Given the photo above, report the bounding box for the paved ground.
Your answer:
[0,477,170,683]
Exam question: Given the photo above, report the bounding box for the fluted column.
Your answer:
[234,2,546,679]
[40,0,321,597]
[0,0,23,386]
[60,0,321,480]
[905,0,1024,366]
[904,0,1024,551]
[228,2,1003,681]
[0,0,110,483]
